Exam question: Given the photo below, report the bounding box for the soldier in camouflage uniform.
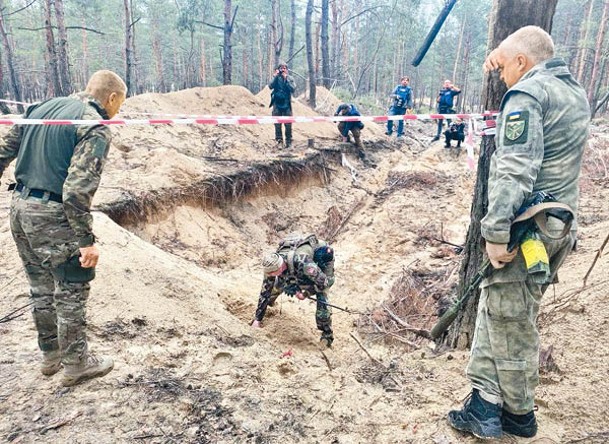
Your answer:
[447,27,590,440]
[0,70,127,387]
[251,233,336,347]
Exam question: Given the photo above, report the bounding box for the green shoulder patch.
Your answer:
[503,110,529,146]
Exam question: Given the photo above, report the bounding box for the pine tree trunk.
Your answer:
[222,0,234,85]
[124,0,136,95]
[151,11,166,92]
[305,0,316,107]
[270,0,282,67]
[42,0,61,97]
[588,0,609,112]
[444,0,559,349]
[330,0,341,83]
[0,1,23,112]
[321,0,330,88]
[288,0,296,62]
[81,18,89,88]
[576,0,595,84]
[54,0,71,95]
[200,39,206,87]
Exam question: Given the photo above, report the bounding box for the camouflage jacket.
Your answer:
[481,58,590,246]
[0,92,112,247]
[254,242,335,322]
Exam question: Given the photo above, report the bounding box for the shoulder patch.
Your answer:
[503,110,529,146]
[304,265,318,276]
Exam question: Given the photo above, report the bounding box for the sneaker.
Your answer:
[447,389,503,439]
[502,410,537,438]
[41,350,62,376]
[61,354,114,387]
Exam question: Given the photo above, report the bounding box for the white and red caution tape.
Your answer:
[0,112,497,126]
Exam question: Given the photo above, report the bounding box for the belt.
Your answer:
[9,183,63,203]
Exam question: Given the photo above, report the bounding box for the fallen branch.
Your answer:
[381,304,432,340]
[349,332,385,368]
[582,232,609,287]
[565,430,609,443]
[0,302,34,324]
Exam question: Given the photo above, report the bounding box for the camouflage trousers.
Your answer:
[466,233,574,414]
[9,193,91,366]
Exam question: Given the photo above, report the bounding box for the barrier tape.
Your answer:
[0,112,497,126]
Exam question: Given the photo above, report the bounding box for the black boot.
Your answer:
[502,410,537,438]
[447,389,502,439]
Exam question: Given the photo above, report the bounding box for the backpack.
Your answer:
[277,233,319,274]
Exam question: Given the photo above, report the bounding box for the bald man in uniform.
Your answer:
[0,70,127,387]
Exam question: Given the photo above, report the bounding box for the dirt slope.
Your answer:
[1,87,608,444]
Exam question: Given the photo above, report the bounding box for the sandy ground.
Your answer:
[1,86,608,444]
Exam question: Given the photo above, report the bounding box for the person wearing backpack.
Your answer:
[251,233,336,347]
[269,62,296,148]
[432,79,461,141]
[386,76,413,139]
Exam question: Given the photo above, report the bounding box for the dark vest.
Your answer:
[15,97,88,195]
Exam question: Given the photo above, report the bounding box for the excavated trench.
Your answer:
[97,142,458,348]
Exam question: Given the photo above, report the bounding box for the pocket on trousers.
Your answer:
[487,282,528,321]
[496,359,527,402]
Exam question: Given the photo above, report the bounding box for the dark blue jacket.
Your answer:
[334,104,364,136]
[437,88,461,110]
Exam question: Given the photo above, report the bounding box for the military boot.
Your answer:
[502,410,537,438]
[61,354,114,387]
[41,350,62,376]
[447,389,503,439]
[320,330,334,348]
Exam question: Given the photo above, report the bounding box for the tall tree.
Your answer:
[42,0,61,97]
[588,0,609,112]
[305,0,316,107]
[321,0,330,88]
[445,0,559,349]
[0,0,22,112]
[221,0,237,85]
[288,0,296,62]
[270,0,282,67]
[124,0,136,95]
[54,0,72,95]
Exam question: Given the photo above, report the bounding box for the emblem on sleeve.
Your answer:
[503,110,529,145]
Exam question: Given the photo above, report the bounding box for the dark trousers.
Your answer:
[387,106,407,136]
[272,107,292,143]
[444,131,464,147]
[436,107,454,137]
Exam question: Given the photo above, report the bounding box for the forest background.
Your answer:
[0,0,607,117]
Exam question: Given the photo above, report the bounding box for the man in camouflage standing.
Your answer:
[0,70,127,387]
[251,233,335,347]
[447,27,590,439]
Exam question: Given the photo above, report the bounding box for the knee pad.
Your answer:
[54,255,95,283]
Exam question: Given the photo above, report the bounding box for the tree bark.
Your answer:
[305,0,316,107]
[222,0,235,85]
[124,0,136,95]
[288,0,296,62]
[42,0,61,97]
[576,0,595,85]
[321,0,330,88]
[588,0,609,113]
[445,0,558,349]
[271,0,283,67]
[54,0,72,95]
[0,0,23,112]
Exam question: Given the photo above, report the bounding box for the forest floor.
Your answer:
[1,86,608,444]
